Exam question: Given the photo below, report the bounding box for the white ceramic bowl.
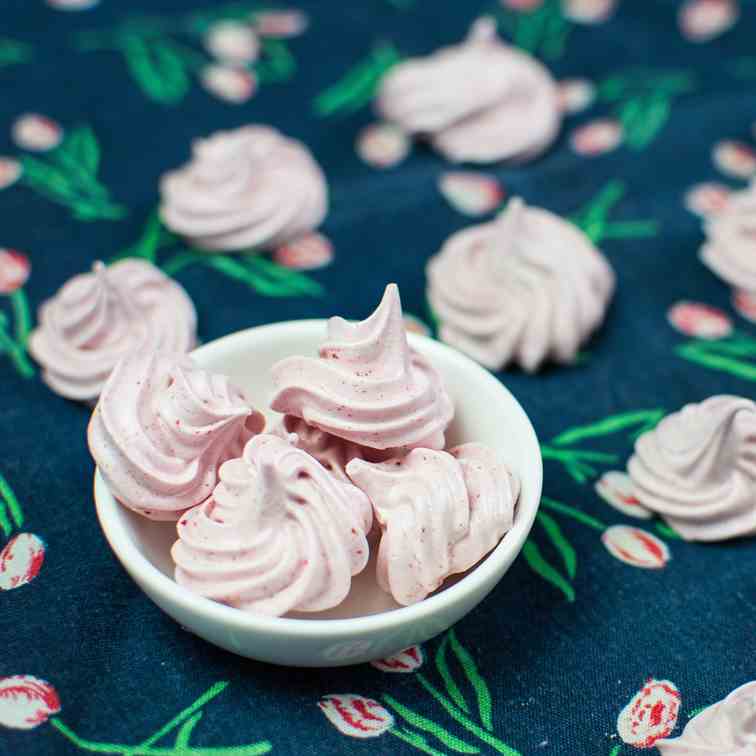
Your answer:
[94,321,542,667]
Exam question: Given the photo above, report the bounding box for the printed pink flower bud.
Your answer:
[0,534,45,591]
[0,158,22,191]
[11,114,62,152]
[370,646,424,673]
[563,0,616,24]
[200,65,257,103]
[733,289,756,323]
[617,678,681,748]
[684,182,732,217]
[713,140,756,180]
[679,0,738,42]
[255,10,309,38]
[0,250,30,294]
[602,525,670,569]
[205,21,260,65]
[356,123,410,169]
[0,676,60,729]
[438,172,505,216]
[595,471,652,519]
[667,301,733,339]
[570,119,623,156]
[273,233,334,270]
[557,79,596,114]
[318,694,394,738]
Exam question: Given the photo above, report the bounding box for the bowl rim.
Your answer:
[94,319,542,639]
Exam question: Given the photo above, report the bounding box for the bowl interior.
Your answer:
[104,321,542,622]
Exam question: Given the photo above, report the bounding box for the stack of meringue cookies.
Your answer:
[87,284,521,616]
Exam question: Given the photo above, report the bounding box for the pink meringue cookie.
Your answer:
[700,179,756,293]
[88,350,264,520]
[426,197,615,371]
[346,444,518,605]
[172,434,372,616]
[270,283,454,451]
[376,18,560,164]
[28,260,197,402]
[656,681,756,755]
[159,125,328,252]
[628,395,756,542]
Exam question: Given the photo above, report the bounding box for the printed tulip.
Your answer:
[370,646,424,673]
[0,534,45,591]
[562,0,616,24]
[667,301,733,339]
[570,119,623,156]
[557,79,596,114]
[595,471,652,519]
[273,233,334,270]
[679,0,738,42]
[438,172,505,216]
[356,123,410,169]
[602,525,670,569]
[0,676,60,729]
[318,694,394,738]
[0,158,22,191]
[205,22,260,65]
[254,10,309,38]
[684,182,732,217]
[11,114,63,152]
[0,250,30,294]
[200,65,257,103]
[617,678,681,748]
[713,140,756,180]
[733,289,756,323]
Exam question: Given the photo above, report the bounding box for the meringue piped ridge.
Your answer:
[172,434,372,616]
[88,350,264,520]
[270,283,454,450]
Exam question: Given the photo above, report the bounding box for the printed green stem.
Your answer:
[522,540,575,602]
[160,252,200,276]
[600,220,659,239]
[0,315,34,378]
[0,471,24,529]
[537,511,577,579]
[654,521,681,540]
[446,630,493,732]
[390,728,449,756]
[550,409,664,447]
[540,497,606,531]
[0,503,12,539]
[677,340,756,382]
[540,446,618,484]
[10,289,31,345]
[609,746,622,756]
[435,633,470,714]
[415,674,521,756]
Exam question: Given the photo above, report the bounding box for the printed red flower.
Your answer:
[273,233,333,271]
[439,172,505,216]
[617,678,681,748]
[205,21,260,65]
[684,182,732,217]
[602,525,670,569]
[562,0,617,24]
[254,10,309,38]
[595,472,652,519]
[712,140,756,180]
[733,289,756,323]
[11,114,63,152]
[403,315,431,338]
[0,676,60,730]
[356,123,410,169]
[370,646,424,673]
[318,694,394,738]
[570,119,623,156]
[0,534,45,591]
[557,79,596,115]
[0,250,31,294]
[200,65,257,103]
[679,0,738,43]
[0,158,22,191]
[667,301,733,339]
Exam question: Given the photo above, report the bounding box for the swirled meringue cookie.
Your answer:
[656,681,756,755]
[271,283,454,450]
[700,179,756,293]
[346,444,518,605]
[29,260,196,402]
[427,197,615,371]
[628,395,756,542]
[376,17,560,164]
[159,125,328,252]
[172,434,372,616]
[88,350,264,520]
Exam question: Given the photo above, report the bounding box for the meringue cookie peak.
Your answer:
[88,350,264,520]
[172,434,372,616]
[628,395,756,542]
[346,444,518,605]
[29,259,197,402]
[376,17,560,164]
[270,283,454,450]
[159,125,328,252]
[427,197,615,371]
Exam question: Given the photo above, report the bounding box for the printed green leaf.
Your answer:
[62,126,101,176]
[435,633,470,714]
[541,445,618,484]
[256,39,296,84]
[522,540,575,602]
[537,512,577,580]
[609,746,622,756]
[448,630,493,731]
[173,712,202,748]
[540,497,607,531]
[383,695,479,753]
[391,727,451,756]
[0,503,11,539]
[677,339,756,382]
[0,37,32,67]
[122,35,190,105]
[654,521,682,540]
[551,409,665,447]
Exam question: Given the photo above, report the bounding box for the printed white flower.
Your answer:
[205,21,260,65]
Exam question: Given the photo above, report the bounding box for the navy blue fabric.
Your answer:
[1,1,755,754]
